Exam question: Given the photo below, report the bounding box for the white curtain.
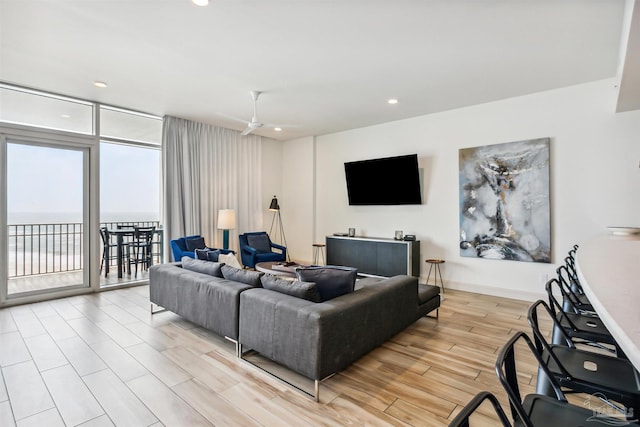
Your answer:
[162,116,263,258]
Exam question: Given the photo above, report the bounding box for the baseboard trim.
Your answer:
[436,280,545,302]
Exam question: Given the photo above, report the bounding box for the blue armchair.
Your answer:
[169,235,202,261]
[238,231,286,268]
[170,235,235,262]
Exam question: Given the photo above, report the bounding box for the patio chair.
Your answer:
[127,226,156,275]
[99,227,119,277]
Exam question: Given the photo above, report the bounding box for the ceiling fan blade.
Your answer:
[215,113,250,125]
[264,123,301,129]
[241,121,263,136]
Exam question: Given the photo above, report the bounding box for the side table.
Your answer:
[425,259,445,293]
[312,243,326,265]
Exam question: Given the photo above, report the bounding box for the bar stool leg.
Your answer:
[425,259,446,294]
[436,264,445,294]
[312,244,326,266]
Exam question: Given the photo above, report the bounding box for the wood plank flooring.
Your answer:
[0,286,551,426]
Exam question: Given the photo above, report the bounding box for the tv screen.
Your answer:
[344,154,422,205]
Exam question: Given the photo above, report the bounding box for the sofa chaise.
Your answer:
[148,259,440,400]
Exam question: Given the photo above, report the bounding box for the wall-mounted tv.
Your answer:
[344,154,422,205]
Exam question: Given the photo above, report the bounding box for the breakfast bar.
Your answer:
[575,233,640,370]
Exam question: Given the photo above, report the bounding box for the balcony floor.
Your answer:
[8,267,150,295]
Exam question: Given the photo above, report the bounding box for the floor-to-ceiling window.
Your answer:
[98,106,162,287]
[0,83,162,305]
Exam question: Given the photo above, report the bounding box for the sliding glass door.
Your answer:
[4,137,91,297]
[0,83,161,305]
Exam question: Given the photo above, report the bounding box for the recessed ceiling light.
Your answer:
[274,127,282,132]
[387,98,399,105]
[60,114,71,119]
[93,81,107,88]
[192,0,209,6]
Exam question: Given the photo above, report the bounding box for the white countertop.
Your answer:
[575,234,640,370]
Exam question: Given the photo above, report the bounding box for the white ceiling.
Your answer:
[1,0,637,141]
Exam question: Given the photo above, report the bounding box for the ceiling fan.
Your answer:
[223,90,297,136]
[241,90,264,136]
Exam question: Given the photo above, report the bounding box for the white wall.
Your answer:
[280,136,315,261]
[260,136,316,261]
[282,79,640,301]
[260,138,283,231]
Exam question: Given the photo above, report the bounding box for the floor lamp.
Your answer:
[217,209,236,250]
[268,196,290,262]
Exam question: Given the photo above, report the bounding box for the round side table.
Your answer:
[425,258,445,293]
[312,243,326,265]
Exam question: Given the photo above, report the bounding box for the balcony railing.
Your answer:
[7,221,162,278]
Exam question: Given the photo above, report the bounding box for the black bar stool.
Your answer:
[312,243,325,265]
[425,258,445,293]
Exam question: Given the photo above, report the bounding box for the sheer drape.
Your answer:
[162,116,262,258]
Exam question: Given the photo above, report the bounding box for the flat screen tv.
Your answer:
[344,154,422,205]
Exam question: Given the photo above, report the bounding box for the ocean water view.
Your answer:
[6,212,161,278]
[8,211,160,224]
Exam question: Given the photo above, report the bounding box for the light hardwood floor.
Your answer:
[0,285,549,426]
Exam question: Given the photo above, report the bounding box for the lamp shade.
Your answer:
[217,209,236,230]
[269,196,280,211]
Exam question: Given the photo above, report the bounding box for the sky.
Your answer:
[7,142,160,223]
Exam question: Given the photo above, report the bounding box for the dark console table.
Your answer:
[326,235,420,277]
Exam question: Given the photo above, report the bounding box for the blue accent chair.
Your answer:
[238,231,286,268]
[169,235,201,261]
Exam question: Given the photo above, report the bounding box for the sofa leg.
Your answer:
[240,350,322,402]
[225,337,240,358]
[150,303,166,314]
[425,308,439,319]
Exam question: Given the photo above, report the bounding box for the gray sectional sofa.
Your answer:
[149,261,254,341]
[149,259,440,400]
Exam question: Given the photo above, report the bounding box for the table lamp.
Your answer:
[217,209,236,250]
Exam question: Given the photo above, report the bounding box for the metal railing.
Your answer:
[7,220,161,278]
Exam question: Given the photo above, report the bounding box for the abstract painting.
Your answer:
[459,138,551,263]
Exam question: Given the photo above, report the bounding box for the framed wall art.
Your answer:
[459,138,551,263]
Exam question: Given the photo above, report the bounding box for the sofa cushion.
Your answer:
[221,265,263,287]
[418,284,440,305]
[185,236,206,251]
[181,256,224,278]
[246,234,271,253]
[295,265,358,302]
[204,249,222,262]
[175,234,199,249]
[260,274,321,302]
[218,252,242,269]
[194,248,212,260]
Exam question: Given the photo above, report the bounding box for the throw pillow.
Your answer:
[218,252,242,269]
[296,265,358,302]
[221,264,263,287]
[246,234,271,253]
[181,256,224,278]
[205,249,222,262]
[261,274,321,302]
[194,248,210,260]
[185,237,206,251]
